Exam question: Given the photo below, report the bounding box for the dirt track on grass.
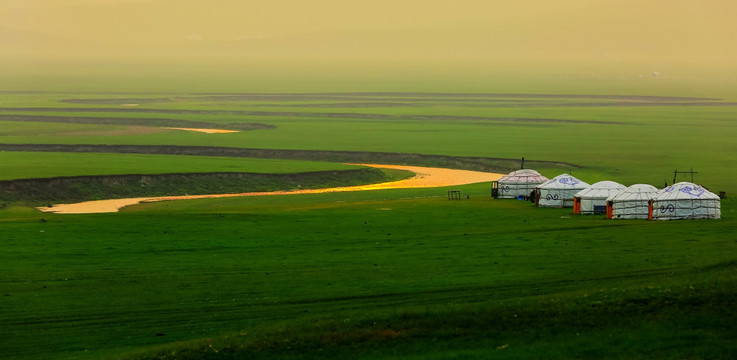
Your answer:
[37,164,503,214]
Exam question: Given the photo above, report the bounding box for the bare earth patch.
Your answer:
[37,164,503,214]
[164,127,239,134]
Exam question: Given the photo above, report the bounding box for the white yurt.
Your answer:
[535,174,590,208]
[606,184,658,219]
[650,182,721,220]
[573,181,626,214]
[492,169,549,199]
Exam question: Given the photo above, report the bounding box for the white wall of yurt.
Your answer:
[651,182,721,220]
[606,184,658,220]
[574,181,626,214]
[496,169,549,199]
[536,174,590,208]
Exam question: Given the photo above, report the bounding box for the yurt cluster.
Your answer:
[491,169,721,220]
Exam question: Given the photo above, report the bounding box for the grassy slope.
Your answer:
[1,67,736,359]
[0,152,359,180]
[1,184,735,359]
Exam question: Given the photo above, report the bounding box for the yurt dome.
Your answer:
[606,184,658,219]
[650,182,721,220]
[573,181,626,214]
[535,174,590,208]
[493,169,549,199]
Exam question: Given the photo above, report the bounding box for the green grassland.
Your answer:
[1,66,736,359]
[0,152,360,180]
[1,90,736,189]
[2,186,736,359]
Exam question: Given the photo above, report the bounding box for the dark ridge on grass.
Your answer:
[55,99,737,108]
[0,114,275,131]
[0,143,580,173]
[260,102,425,108]
[694,259,737,273]
[0,108,619,124]
[0,90,52,94]
[53,93,737,108]
[61,98,174,104]
[260,100,737,108]
[124,278,737,360]
[252,268,672,308]
[187,92,723,102]
[14,91,676,99]
[0,168,387,203]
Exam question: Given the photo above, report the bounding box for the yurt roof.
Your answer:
[606,184,658,202]
[575,181,626,199]
[537,173,590,190]
[653,182,720,200]
[498,169,548,183]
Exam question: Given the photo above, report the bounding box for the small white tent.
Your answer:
[493,169,549,199]
[573,181,626,214]
[606,184,658,219]
[650,182,721,220]
[535,174,590,208]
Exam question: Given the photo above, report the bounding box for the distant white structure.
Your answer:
[535,174,590,208]
[606,184,658,219]
[573,181,626,215]
[650,182,721,220]
[492,169,549,199]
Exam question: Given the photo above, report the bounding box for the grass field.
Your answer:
[0,152,360,181]
[2,186,736,359]
[2,83,736,189]
[0,65,736,359]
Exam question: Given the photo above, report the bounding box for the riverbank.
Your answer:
[38,164,502,214]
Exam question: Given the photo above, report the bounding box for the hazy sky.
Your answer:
[2,0,735,64]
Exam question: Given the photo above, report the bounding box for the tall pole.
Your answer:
[673,169,677,185]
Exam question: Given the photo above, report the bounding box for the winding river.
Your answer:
[37,164,503,214]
